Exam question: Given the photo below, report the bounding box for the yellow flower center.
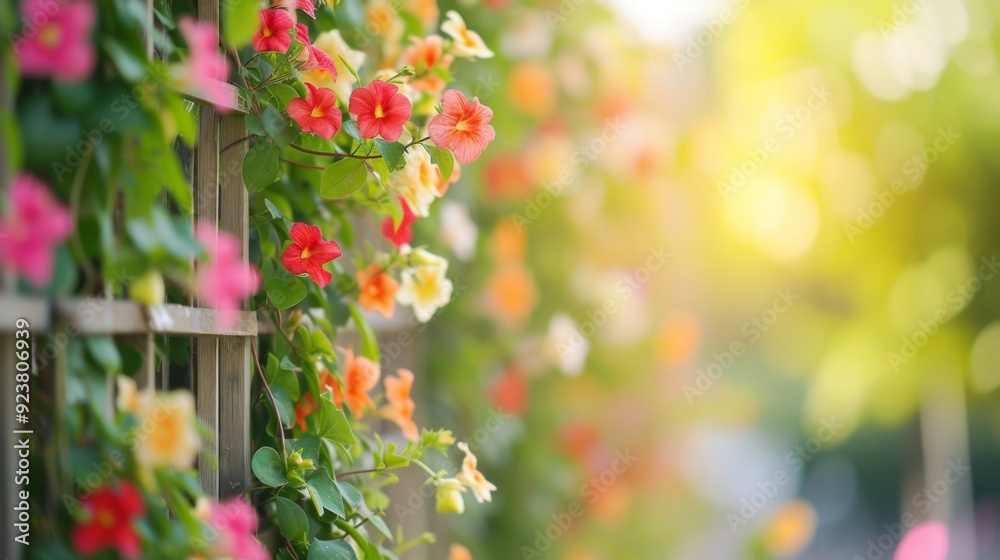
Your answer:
[415,269,440,300]
[375,104,385,118]
[310,107,324,118]
[39,25,61,49]
[262,27,272,37]
[455,119,471,132]
[301,247,313,259]
[97,509,116,528]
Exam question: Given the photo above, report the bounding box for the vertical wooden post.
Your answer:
[217,113,252,497]
[193,69,221,497]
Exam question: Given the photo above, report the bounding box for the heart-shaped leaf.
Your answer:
[307,467,345,518]
[251,447,286,487]
[424,144,454,184]
[275,497,309,543]
[307,539,359,560]
[374,139,405,171]
[243,142,281,193]
[321,158,368,199]
[266,276,307,310]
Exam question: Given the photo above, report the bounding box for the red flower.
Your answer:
[252,9,294,53]
[281,222,342,287]
[429,89,496,164]
[287,84,342,140]
[348,80,412,142]
[274,0,315,19]
[71,482,146,558]
[381,197,417,246]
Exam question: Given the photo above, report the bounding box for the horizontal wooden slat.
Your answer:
[0,297,257,336]
[176,82,247,114]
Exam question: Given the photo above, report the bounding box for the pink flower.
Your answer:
[294,24,337,78]
[381,197,417,247]
[14,0,96,82]
[348,80,412,142]
[894,522,949,560]
[252,9,295,53]
[0,174,73,287]
[177,16,235,112]
[195,223,261,328]
[287,83,342,140]
[428,89,496,164]
[207,499,269,560]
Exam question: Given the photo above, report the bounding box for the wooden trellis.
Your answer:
[1,0,254,556]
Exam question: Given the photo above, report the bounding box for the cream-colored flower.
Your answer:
[390,148,443,218]
[396,252,453,323]
[440,10,494,59]
[455,442,496,503]
[132,390,201,471]
[303,29,367,100]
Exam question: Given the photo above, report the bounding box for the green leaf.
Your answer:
[321,158,368,199]
[348,303,379,364]
[275,497,309,543]
[266,276,308,310]
[307,468,346,517]
[337,481,363,510]
[85,337,121,373]
[270,385,295,429]
[101,39,146,82]
[308,539,359,560]
[338,55,362,87]
[251,447,286,487]
[261,104,299,148]
[317,397,357,445]
[424,144,454,184]
[374,139,405,171]
[366,514,392,540]
[222,0,259,47]
[243,142,282,193]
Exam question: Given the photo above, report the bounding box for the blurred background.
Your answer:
[412,0,1000,558]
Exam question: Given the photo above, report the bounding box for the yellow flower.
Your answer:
[455,442,496,503]
[441,10,494,59]
[436,478,466,514]
[764,501,818,558]
[131,389,200,471]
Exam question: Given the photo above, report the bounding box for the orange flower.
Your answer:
[318,368,343,407]
[340,347,380,418]
[383,368,419,441]
[449,544,472,560]
[506,61,556,116]
[402,35,453,95]
[489,220,526,263]
[293,392,317,431]
[356,264,400,318]
[483,262,537,328]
